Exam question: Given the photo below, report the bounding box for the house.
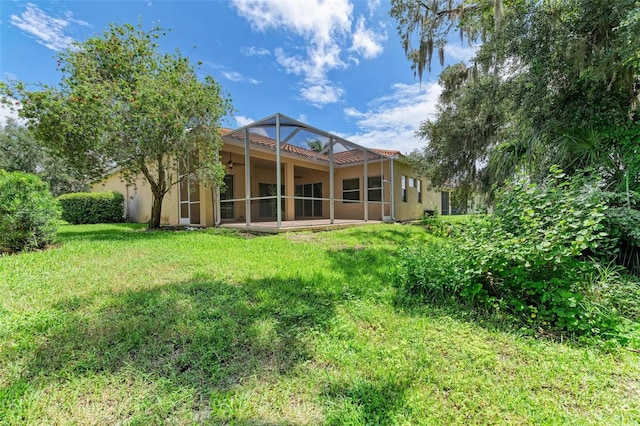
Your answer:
[93,113,446,232]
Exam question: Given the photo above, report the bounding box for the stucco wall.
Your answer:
[333,161,391,221]
[92,146,438,226]
[392,160,440,221]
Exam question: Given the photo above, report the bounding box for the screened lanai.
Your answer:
[214,113,397,232]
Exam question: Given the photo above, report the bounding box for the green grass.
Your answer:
[1,223,638,424]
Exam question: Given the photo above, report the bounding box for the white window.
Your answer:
[401,175,407,203]
[342,178,360,203]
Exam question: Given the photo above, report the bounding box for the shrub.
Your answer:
[397,240,470,303]
[456,169,612,333]
[419,211,457,238]
[58,191,124,224]
[0,170,60,253]
[398,167,634,338]
[597,190,640,275]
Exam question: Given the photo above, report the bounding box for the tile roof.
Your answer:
[221,128,400,165]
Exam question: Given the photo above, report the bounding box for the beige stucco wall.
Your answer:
[91,144,439,226]
[333,161,391,221]
[392,160,440,221]
[92,168,207,227]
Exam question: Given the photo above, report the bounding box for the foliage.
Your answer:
[0,119,87,196]
[399,168,640,339]
[458,170,610,334]
[583,261,640,322]
[413,64,503,201]
[419,210,458,238]
[0,170,60,253]
[306,140,328,153]
[394,0,639,203]
[58,191,124,225]
[599,190,640,275]
[389,0,500,81]
[398,239,469,303]
[2,22,232,228]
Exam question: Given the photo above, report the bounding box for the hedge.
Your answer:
[0,170,60,253]
[58,191,125,224]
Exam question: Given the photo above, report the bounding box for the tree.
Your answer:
[389,0,502,82]
[412,63,504,201]
[393,0,640,199]
[0,119,87,196]
[2,23,232,228]
[306,140,328,153]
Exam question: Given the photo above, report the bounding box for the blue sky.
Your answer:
[0,1,476,154]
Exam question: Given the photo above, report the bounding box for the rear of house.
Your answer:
[93,113,449,231]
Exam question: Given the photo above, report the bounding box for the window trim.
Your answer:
[342,177,360,203]
[401,175,407,203]
[367,175,382,202]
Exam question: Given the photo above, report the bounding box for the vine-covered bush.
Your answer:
[598,191,640,275]
[58,191,124,224]
[399,168,635,339]
[398,240,470,303]
[0,170,60,253]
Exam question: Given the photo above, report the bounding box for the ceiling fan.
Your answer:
[226,153,244,169]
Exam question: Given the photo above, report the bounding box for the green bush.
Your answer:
[419,211,457,238]
[457,169,613,333]
[597,190,640,275]
[398,240,470,303]
[0,170,60,253]
[58,191,124,224]
[398,167,635,339]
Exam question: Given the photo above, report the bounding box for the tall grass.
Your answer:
[0,223,638,424]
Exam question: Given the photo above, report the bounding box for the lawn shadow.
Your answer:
[323,241,405,300]
[323,379,410,425]
[4,272,338,416]
[326,225,419,247]
[58,223,248,243]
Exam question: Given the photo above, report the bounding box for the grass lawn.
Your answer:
[1,223,638,424]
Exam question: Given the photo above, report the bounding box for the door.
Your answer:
[179,158,201,225]
[259,183,285,219]
[441,191,450,216]
[295,182,323,217]
[220,174,234,220]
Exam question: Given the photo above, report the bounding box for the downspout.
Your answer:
[245,128,251,226]
[276,114,282,230]
[380,156,384,221]
[125,184,130,221]
[214,185,221,226]
[364,150,368,222]
[329,137,334,224]
[390,157,396,221]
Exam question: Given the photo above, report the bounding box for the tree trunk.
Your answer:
[149,190,164,229]
[139,156,167,229]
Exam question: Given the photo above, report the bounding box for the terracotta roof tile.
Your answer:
[372,148,401,157]
[222,128,397,164]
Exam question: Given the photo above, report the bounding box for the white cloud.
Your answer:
[300,82,344,107]
[233,115,270,137]
[221,70,260,85]
[10,3,88,51]
[445,43,480,63]
[0,101,24,127]
[349,16,386,59]
[241,46,271,57]
[235,115,255,127]
[344,82,442,154]
[367,0,381,15]
[231,0,386,106]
